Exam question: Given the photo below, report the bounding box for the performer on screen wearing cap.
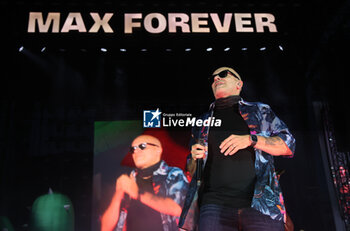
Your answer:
[179,67,296,231]
[101,135,189,231]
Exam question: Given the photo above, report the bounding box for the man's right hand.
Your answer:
[191,144,207,160]
[115,174,139,199]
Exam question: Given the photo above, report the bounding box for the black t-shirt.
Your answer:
[126,175,163,231]
[201,101,256,208]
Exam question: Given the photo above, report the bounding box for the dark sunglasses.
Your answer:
[129,142,159,154]
[208,70,241,82]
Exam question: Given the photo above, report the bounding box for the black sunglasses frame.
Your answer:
[129,142,159,154]
[209,70,241,82]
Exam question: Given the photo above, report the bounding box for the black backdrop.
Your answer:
[1,0,350,230]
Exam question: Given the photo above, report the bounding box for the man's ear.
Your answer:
[237,81,243,89]
[157,146,163,156]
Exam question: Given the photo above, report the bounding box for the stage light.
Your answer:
[279,45,284,51]
[101,48,107,52]
[19,46,24,52]
[260,47,266,51]
[185,48,191,52]
[41,47,46,52]
[120,48,126,52]
[141,48,147,52]
[241,47,248,51]
[165,48,172,52]
[206,47,213,52]
[224,47,230,51]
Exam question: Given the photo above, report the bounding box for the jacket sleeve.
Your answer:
[262,104,296,157]
[167,167,190,208]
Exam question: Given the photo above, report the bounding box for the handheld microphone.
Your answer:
[196,138,205,183]
[196,159,203,182]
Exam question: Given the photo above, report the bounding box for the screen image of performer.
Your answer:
[101,135,189,231]
[179,67,296,231]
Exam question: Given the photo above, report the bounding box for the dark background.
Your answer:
[1,0,350,230]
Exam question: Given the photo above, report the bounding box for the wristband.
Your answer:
[250,135,258,147]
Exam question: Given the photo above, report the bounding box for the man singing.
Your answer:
[101,135,189,231]
[179,67,296,231]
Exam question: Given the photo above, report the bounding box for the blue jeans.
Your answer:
[199,204,284,231]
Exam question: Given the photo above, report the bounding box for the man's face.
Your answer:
[211,67,243,99]
[131,135,162,170]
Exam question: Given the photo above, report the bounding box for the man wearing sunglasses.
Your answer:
[179,67,296,231]
[101,135,189,231]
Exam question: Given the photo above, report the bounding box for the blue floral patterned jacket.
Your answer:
[179,99,296,230]
[116,160,189,231]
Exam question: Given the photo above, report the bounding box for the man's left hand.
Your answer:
[219,134,251,156]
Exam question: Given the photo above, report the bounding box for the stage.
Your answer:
[0,0,349,230]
